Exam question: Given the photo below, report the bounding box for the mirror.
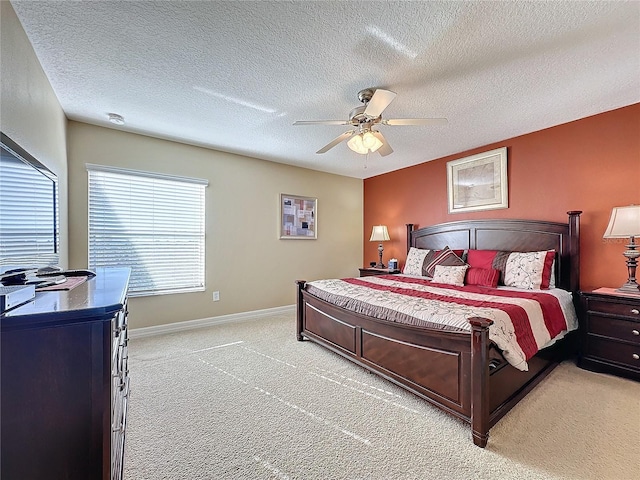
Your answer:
[0,132,59,270]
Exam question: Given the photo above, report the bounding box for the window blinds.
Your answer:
[87,164,207,296]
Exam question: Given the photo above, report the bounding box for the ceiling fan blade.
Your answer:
[364,89,397,118]
[383,118,448,126]
[294,120,350,126]
[316,131,355,154]
[371,131,393,156]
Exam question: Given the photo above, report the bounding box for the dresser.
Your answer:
[579,288,640,381]
[1,267,131,480]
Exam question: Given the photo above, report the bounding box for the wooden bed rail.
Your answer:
[296,280,306,341]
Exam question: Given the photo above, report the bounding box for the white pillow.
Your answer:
[431,264,469,286]
[403,247,430,276]
[503,251,553,290]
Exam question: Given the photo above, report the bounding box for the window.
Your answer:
[87,164,207,296]
[1,134,59,267]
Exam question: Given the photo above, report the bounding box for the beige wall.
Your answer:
[2,1,363,329]
[0,1,69,266]
[67,122,363,328]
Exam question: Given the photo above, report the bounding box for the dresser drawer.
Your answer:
[587,314,640,344]
[585,335,640,370]
[587,298,640,318]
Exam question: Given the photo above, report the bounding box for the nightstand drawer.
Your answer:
[587,314,640,345]
[585,335,640,370]
[587,299,640,318]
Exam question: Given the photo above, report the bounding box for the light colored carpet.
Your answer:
[124,311,640,480]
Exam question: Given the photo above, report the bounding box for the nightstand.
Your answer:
[579,288,640,381]
[359,267,401,277]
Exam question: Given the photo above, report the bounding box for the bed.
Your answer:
[296,212,582,447]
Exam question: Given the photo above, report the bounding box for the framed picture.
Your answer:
[447,147,508,214]
[279,194,317,239]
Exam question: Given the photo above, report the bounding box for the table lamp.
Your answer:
[370,225,390,268]
[603,205,640,294]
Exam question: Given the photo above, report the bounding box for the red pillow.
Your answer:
[539,250,556,289]
[466,250,499,269]
[465,267,500,288]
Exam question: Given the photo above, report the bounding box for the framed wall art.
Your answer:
[279,194,317,239]
[447,147,508,214]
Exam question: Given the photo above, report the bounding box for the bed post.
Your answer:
[296,280,306,341]
[567,211,582,294]
[469,317,493,448]
[406,224,414,253]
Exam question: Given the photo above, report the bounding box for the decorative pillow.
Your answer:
[465,267,500,288]
[503,250,555,290]
[403,247,431,276]
[424,246,466,277]
[466,250,499,269]
[432,264,469,286]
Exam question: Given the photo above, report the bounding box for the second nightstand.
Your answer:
[579,288,640,381]
[359,267,401,277]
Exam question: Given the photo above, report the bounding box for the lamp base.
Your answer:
[615,282,640,295]
[618,238,639,295]
[376,242,385,269]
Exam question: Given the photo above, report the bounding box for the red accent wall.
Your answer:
[364,103,640,291]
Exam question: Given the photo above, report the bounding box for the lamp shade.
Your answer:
[370,225,390,242]
[348,131,383,155]
[603,205,640,238]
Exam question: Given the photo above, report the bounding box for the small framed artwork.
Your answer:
[447,147,508,214]
[280,194,317,239]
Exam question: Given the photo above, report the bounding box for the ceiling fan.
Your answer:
[293,88,448,156]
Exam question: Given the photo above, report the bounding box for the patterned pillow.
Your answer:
[424,246,466,277]
[503,251,555,290]
[432,265,469,286]
[403,247,430,276]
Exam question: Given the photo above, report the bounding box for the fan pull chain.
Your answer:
[363,152,369,169]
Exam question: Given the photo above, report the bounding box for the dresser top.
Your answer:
[1,267,130,330]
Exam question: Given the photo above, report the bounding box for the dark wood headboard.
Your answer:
[406,211,581,292]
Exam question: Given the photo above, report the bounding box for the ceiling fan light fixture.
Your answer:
[347,131,383,155]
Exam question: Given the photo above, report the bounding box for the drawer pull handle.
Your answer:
[631,309,639,315]
[633,330,640,336]
[633,354,640,360]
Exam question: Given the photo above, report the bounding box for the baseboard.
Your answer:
[129,304,295,339]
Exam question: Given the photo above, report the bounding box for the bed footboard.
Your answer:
[295,280,566,448]
[296,280,496,446]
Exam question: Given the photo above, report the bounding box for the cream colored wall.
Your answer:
[0,1,69,266]
[3,1,363,328]
[67,122,363,329]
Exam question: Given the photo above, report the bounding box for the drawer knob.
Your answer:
[633,354,640,360]
[633,330,640,336]
[631,309,639,315]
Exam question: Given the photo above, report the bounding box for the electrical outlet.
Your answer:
[212,291,220,302]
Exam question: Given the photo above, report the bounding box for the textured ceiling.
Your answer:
[10,1,640,179]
